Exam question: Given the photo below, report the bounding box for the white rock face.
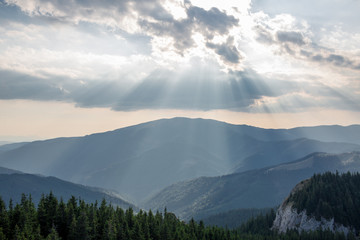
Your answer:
[272,203,352,235]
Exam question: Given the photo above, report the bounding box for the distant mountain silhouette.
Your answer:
[144,152,360,220]
[0,118,359,202]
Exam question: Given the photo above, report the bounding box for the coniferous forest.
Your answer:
[288,172,360,231]
[0,191,357,240]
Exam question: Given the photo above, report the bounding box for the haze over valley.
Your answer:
[1,118,359,204]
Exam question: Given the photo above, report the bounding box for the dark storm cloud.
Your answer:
[276,31,305,45]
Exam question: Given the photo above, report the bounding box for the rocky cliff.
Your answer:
[272,180,354,234]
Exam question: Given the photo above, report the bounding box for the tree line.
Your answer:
[0,192,243,240]
[287,171,360,232]
[0,183,357,239]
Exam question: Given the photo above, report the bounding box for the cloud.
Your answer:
[325,54,356,68]
[307,53,360,70]
[1,0,359,115]
[251,0,360,33]
[254,25,274,44]
[0,70,73,100]
[4,0,241,70]
[0,65,303,112]
[138,4,239,58]
[206,37,242,64]
[250,83,360,113]
[276,31,305,45]
[138,17,194,52]
[4,61,357,113]
[253,13,360,71]
[186,6,238,38]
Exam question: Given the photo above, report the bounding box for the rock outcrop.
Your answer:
[272,180,354,234]
[272,203,352,234]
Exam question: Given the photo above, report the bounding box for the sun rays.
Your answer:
[0,0,359,141]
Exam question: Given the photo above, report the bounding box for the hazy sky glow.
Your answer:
[0,0,360,140]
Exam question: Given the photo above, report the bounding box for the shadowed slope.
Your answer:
[144,152,360,220]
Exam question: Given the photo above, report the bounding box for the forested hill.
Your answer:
[0,193,356,240]
[144,152,360,220]
[0,193,241,240]
[286,172,360,231]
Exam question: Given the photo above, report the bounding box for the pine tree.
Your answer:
[67,216,77,240]
[0,227,6,240]
[103,219,117,240]
[88,203,98,239]
[55,198,67,240]
[77,210,90,239]
[46,226,61,240]
[0,197,9,238]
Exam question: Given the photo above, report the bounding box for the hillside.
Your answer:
[144,152,360,220]
[0,118,359,202]
[0,166,22,174]
[0,142,27,153]
[201,208,272,229]
[273,172,360,234]
[0,173,135,209]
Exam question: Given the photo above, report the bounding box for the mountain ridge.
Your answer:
[144,151,360,220]
[0,172,136,210]
[2,117,359,147]
[0,118,359,202]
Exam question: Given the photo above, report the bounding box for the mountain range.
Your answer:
[144,152,360,220]
[0,118,359,203]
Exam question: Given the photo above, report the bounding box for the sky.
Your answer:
[0,0,360,141]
